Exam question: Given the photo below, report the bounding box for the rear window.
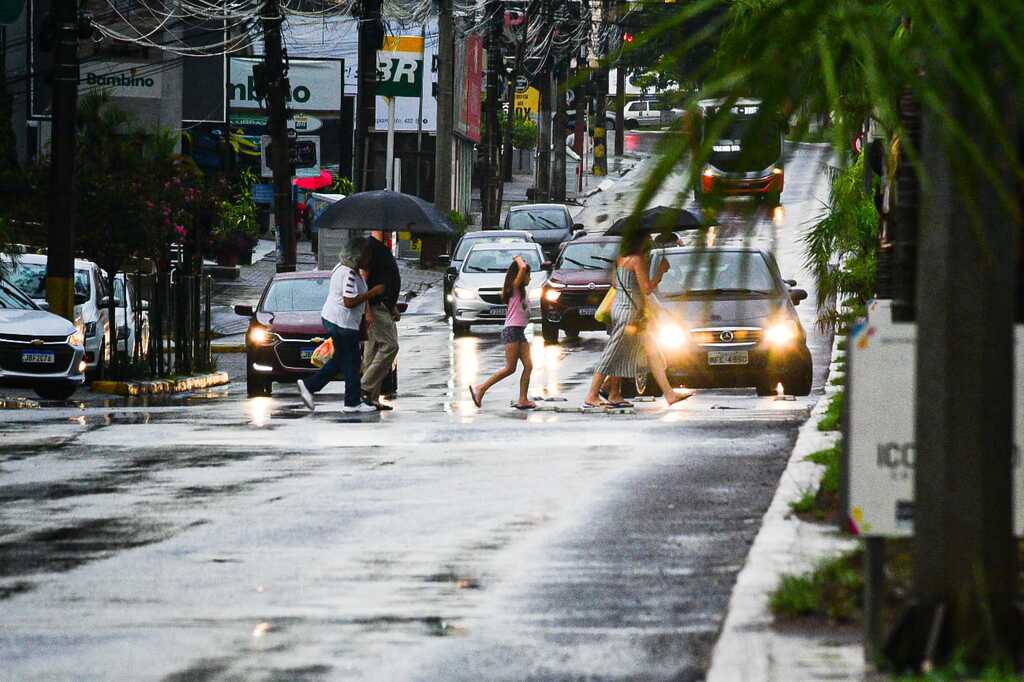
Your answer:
[261,278,331,312]
[507,209,568,231]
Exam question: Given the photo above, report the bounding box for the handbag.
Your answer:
[310,337,334,368]
[615,268,652,332]
[594,287,616,324]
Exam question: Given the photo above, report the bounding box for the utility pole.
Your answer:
[44,0,80,321]
[354,0,383,192]
[550,64,567,202]
[592,0,609,178]
[434,0,454,212]
[482,0,502,227]
[613,0,625,158]
[535,69,552,201]
[261,0,296,273]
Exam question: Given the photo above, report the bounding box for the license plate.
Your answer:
[577,307,597,316]
[708,350,749,366]
[488,306,507,316]
[300,348,315,360]
[22,351,55,364]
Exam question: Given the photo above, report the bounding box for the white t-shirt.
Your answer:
[321,264,367,330]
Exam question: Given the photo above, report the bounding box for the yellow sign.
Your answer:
[514,87,540,121]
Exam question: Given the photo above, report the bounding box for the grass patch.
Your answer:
[791,444,842,521]
[894,663,1024,682]
[818,391,844,431]
[829,375,845,386]
[790,489,817,515]
[770,551,863,622]
[837,337,847,351]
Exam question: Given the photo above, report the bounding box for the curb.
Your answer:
[90,371,230,397]
[706,336,864,682]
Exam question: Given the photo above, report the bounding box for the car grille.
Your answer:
[690,328,762,345]
[479,289,503,305]
[557,287,608,307]
[273,338,320,370]
[0,340,75,374]
[0,333,69,343]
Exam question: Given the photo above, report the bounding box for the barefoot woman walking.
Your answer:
[583,232,683,408]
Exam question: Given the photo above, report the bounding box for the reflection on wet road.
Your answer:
[0,140,835,680]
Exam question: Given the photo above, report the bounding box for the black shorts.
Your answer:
[501,326,527,344]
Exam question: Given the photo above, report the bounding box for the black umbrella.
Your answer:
[605,205,704,236]
[316,190,457,236]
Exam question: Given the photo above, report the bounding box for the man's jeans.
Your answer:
[305,320,361,407]
[362,303,399,402]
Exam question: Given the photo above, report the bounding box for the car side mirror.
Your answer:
[139,299,149,311]
[38,301,50,311]
[234,304,254,317]
[541,261,553,272]
[789,288,808,305]
[437,254,451,265]
[572,223,584,232]
[784,279,797,287]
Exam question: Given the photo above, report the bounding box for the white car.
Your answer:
[622,100,682,128]
[0,277,86,400]
[113,274,150,362]
[450,242,549,335]
[2,253,110,376]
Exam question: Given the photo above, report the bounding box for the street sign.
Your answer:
[514,87,540,121]
[376,36,423,98]
[846,299,1024,537]
[515,76,529,94]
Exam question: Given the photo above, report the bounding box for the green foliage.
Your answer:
[791,444,842,520]
[511,117,538,150]
[770,551,863,622]
[214,169,260,240]
[789,489,817,515]
[803,155,879,332]
[330,175,355,196]
[818,391,844,431]
[447,210,470,236]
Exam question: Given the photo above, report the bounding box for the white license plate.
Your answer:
[577,307,597,316]
[22,351,55,364]
[300,348,315,360]
[488,306,507,316]
[708,350,749,366]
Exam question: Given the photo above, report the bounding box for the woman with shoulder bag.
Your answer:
[582,231,684,409]
[298,238,384,413]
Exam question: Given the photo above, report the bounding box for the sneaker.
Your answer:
[297,380,315,410]
[343,402,378,413]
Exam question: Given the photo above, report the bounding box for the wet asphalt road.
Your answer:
[0,137,834,680]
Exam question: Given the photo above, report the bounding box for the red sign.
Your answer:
[459,34,483,143]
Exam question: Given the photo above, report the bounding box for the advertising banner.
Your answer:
[454,33,483,142]
[229,57,342,111]
[374,35,437,132]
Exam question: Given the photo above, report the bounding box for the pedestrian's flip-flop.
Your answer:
[608,400,634,409]
[513,403,536,410]
[469,385,482,408]
[580,401,603,410]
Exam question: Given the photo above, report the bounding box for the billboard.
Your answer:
[374,35,437,132]
[80,62,162,99]
[454,33,483,143]
[229,57,343,111]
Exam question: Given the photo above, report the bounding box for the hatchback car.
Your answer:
[501,204,582,259]
[2,253,110,376]
[634,246,812,396]
[441,230,535,318]
[450,242,548,335]
[540,235,620,343]
[236,270,405,397]
[0,277,85,400]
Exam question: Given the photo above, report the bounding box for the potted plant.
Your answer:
[212,170,260,266]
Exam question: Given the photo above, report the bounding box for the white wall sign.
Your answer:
[847,299,1024,537]
[80,62,163,99]
[230,58,342,111]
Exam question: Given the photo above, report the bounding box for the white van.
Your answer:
[2,253,111,375]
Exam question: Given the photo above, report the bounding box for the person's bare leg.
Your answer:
[606,377,625,403]
[516,342,535,407]
[474,342,518,403]
[584,370,606,405]
[644,334,680,404]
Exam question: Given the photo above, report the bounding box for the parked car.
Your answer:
[450,242,549,335]
[622,99,682,128]
[540,235,621,343]
[2,253,110,376]
[441,230,535,318]
[501,204,582,259]
[0,277,86,400]
[631,246,812,397]
[112,274,150,362]
[236,270,405,398]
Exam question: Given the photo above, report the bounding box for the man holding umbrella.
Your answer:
[361,229,402,410]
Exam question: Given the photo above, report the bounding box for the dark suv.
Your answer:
[502,204,582,259]
[540,235,620,343]
[635,246,812,396]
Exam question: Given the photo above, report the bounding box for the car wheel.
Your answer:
[542,321,559,344]
[784,356,814,396]
[626,119,639,130]
[562,327,580,341]
[764,191,782,207]
[246,371,272,397]
[34,382,78,401]
[452,321,471,336]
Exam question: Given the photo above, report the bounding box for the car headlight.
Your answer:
[702,167,720,177]
[66,330,85,348]
[249,325,274,346]
[543,288,561,303]
[453,287,474,301]
[765,319,800,346]
[656,322,688,348]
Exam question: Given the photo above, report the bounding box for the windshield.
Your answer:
[507,209,568,231]
[656,251,776,296]
[0,280,38,310]
[6,262,90,300]
[707,115,782,172]
[261,278,331,312]
[464,248,542,273]
[113,278,129,307]
[455,235,527,260]
[557,242,619,271]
